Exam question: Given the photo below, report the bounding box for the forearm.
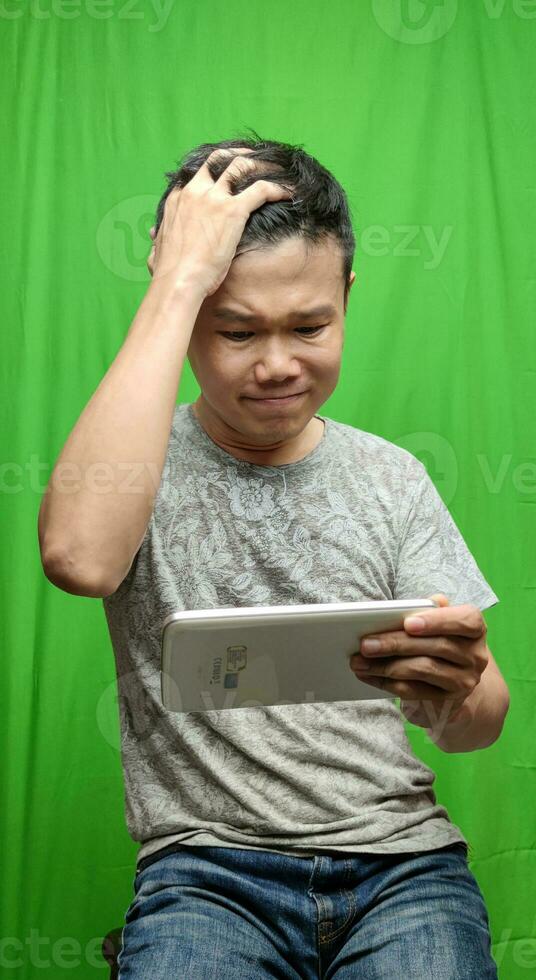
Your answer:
[425,664,510,754]
[38,279,204,594]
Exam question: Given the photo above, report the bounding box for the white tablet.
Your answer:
[161,598,438,713]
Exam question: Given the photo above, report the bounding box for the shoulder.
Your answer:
[326,416,426,477]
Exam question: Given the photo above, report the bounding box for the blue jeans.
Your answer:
[117,841,497,979]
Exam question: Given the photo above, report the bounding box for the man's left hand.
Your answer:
[350,594,489,728]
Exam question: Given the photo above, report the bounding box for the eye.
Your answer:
[222,326,326,343]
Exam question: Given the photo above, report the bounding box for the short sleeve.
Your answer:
[394,461,499,612]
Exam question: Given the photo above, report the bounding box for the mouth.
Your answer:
[245,392,307,406]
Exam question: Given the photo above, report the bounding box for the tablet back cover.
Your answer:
[161,600,436,713]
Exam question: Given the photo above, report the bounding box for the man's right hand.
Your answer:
[147,147,294,299]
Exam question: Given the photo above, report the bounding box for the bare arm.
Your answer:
[38,280,203,597]
[38,147,293,598]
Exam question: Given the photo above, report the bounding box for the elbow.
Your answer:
[488,682,511,744]
[40,548,118,599]
[490,689,511,746]
[474,691,511,753]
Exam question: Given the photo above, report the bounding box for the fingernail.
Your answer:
[361,639,381,653]
[405,616,425,631]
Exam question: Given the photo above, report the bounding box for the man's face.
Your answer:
[186,235,356,450]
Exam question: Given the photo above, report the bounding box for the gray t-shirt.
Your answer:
[102,403,499,869]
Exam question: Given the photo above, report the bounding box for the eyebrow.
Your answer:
[212,304,337,323]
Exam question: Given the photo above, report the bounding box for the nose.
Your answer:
[253,341,302,384]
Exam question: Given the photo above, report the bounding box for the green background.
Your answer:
[2,1,534,976]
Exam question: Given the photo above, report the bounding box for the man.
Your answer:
[38,134,509,978]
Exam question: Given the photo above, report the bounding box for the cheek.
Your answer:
[193,347,244,390]
[311,345,340,371]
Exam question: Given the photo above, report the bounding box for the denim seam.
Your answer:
[318,888,358,945]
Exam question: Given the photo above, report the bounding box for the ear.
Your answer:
[343,271,356,314]
[146,226,157,277]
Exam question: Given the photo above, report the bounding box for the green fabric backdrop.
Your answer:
[1,2,534,976]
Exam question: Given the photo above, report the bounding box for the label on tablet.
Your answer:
[226,646,247,671]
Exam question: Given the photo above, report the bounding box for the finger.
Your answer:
[352,655,462,692]
[236,178,294,208]
[214,154,264,191]
[193,147,256,192]
[429,593,450,607]
[352,673,459,702]
[403,603,486,640]
[359,630,470,666]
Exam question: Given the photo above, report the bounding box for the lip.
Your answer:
[246,392,307,406]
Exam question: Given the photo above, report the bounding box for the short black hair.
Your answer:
[154,127,356,303]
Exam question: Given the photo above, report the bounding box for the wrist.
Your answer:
[425,673,509,754]
[147,272,207,311]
